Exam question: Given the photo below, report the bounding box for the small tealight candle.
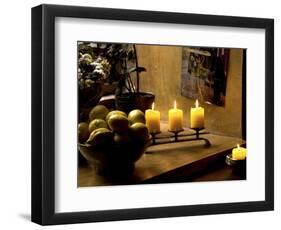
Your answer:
[145,102,161,133]
[190,99,205,129]
[168,100,183,132]
[232,144,247,160]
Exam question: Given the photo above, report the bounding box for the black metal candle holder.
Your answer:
[150,131,161,145]
[225,153,246,178]
[148,127,211,147]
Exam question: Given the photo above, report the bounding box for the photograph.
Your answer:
[181,47,230,106]
[31,4,274,225]
[77,42,246,187]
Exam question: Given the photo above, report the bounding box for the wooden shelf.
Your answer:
[78,133,245,187]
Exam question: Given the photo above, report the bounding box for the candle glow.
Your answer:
[168,100,183,132]
[190,99,205,129]
[232,144,247,160]
[145,102,161,133]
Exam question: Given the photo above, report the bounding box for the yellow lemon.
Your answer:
[87,128,113,146]
[89,105,109,121]
[129,122,149,141]
[114,133,131,145]
[78,122,90,142]
[108,114,129,133]
[88,119,108,133]
[105,110,127,123]
[128,109,145,124]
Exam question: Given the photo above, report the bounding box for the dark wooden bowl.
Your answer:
[78,139,149,177]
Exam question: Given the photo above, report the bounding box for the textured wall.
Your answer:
[135,45,243,138]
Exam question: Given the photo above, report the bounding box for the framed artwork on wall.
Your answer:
[31,4,274,225]
[181,47,230,106]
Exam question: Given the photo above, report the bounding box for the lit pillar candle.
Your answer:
[190,99,205,129]
[145,102,161,133]
[232,144,247,160]
[168,101,183,132]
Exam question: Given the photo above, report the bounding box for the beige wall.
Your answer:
[135,45,243,138]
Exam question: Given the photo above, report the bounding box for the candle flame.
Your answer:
[195,99,199,108]
[152,102,155,110]
[174,100,177,109]
[237,144,240,150]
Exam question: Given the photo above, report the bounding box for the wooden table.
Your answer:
[78,133,245,187]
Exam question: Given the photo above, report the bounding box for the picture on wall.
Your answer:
[181,47,230,106]
[77,41,246,188]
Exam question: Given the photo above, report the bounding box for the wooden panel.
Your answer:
[135,45,243,138]
[78,133,245,187]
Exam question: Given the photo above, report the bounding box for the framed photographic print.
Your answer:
[31,4,274,225]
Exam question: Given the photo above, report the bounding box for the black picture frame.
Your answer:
[31,4,274,225]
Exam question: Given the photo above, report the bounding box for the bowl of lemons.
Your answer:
[78,105,150,176]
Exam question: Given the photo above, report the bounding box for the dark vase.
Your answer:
[102,81,119,95]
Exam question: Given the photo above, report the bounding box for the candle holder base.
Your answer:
[190,127,211,147]
[148,127,211,148]
[149,131,161,145]
[168,129,184,142]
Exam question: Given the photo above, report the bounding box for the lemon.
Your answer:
[89,105,109,121]
[128,109,145,124]
[78,122,90,142]
[105,110,127,123]
[114,133,131,145]
[88,119,108,133]
[129,122,149,141]
[87,128,113,146]
[108,114,129,133]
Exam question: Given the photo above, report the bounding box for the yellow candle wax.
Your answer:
[145,102,161,133]
[232,144,247,160]
[190,99,205,129]
[168,101,183,132]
